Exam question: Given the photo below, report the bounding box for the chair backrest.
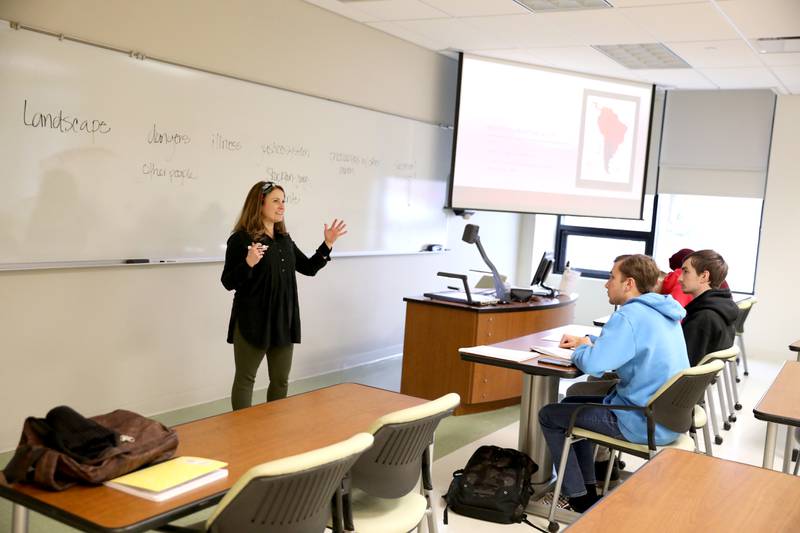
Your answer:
[735,297,756,334]
[646,360,724,434]
[697,345,740,365]
[351,393,460,499]
[206,433,373,533]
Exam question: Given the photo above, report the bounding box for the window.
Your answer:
[554,195,656,278]
[653,194,762,293]
[550,193,762,292]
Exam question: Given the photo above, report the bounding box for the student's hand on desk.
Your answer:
[559,334,591,349]
[324,219,348,248]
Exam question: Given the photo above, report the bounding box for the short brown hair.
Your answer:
[614,254,660,293]
[686,250,728,289]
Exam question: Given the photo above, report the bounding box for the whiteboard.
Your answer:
[0,23,451,266]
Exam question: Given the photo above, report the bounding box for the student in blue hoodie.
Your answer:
[538,254,689,512]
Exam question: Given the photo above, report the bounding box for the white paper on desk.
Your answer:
[460,345,536,363]
[530,345,574,360]
[541,324,602,342]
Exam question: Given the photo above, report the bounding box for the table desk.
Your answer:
[790,340,800,362]
[566,448,800,532]
[0,384,425,533]
[401,294,576,415]
[753,360,800,472]
[460,326,585,485]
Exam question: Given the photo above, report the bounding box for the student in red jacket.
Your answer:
[660,248,694,307]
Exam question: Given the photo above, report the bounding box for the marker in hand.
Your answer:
[246,242,268,267]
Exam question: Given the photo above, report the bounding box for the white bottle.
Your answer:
[559,262,580,294]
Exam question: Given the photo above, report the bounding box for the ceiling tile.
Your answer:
[716,0,800,39]
[367,21,449,50]
[771,65,800,93]
[610,0,705,6]
[667,40,763,68]
[619,3,739,42]
[419,0,530,17]
[634,68,718,89]
[396,17,517,50]
[758,51,800,67]
[523,45,645,79]
[333,0,449,22]
[464,10,655,49]
[302,0,376,22]
[699,67,781,89]
[475,49,554,66]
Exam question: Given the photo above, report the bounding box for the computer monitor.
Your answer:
[531,252,554,288]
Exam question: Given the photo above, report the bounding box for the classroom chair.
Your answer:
[698,346,741,445]
[156,432,374,533]
[735,297,757,376]
[546,360,724,532]
[689,405,713,457]
[343,393,460,533]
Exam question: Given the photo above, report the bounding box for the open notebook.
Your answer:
[530,344,574,360]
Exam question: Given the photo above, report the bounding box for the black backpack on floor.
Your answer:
[443,445,542,529]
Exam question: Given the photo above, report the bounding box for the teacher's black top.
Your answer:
[221,230,331,348]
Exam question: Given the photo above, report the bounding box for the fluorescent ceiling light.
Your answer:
[513,0,613,12]
[754,37,800,54]
[593,43,690,70]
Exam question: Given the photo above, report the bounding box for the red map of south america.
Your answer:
[597,107,627,173]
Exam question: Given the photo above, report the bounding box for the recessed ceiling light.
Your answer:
[593,43,690,69]
[512,0,613,13]
[754,36,800,54]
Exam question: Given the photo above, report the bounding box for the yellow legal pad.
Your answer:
[108,456,228,492]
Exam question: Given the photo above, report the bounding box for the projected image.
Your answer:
[576,90,640,191]
[450,54,653,219]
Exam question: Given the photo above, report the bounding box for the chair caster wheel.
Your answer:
[735,403,742,410]
[744,371,749,376]
[715,436,723,445]
[729,415,737,423]
[618,460,626,470]
[724,422,731,430]
[548,521,560,532]
[736,378,741,383]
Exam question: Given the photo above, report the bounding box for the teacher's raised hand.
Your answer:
[324,219,348,248]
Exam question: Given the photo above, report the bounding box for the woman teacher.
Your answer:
[221,180,347,410]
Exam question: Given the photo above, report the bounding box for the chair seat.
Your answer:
[694,406,707,428]
[573,427,695,456]
[349,487,427,533]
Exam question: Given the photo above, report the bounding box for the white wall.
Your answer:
[0,0,522,451]
[747,95,800,362]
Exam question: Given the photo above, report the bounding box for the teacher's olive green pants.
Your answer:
[231,323,294,410]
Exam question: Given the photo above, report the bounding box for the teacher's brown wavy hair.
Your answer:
[232,181,288,239]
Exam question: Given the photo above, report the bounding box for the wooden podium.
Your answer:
[400,294,577,414]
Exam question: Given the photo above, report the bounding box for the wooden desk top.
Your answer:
[0,384,425,532]
[460,326,583,378]
[753,361,800,425]
[404,292,577,314]
[789,340,800,353]
[567,449,800,533]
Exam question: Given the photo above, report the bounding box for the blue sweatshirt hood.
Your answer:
[625,292,686,322]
